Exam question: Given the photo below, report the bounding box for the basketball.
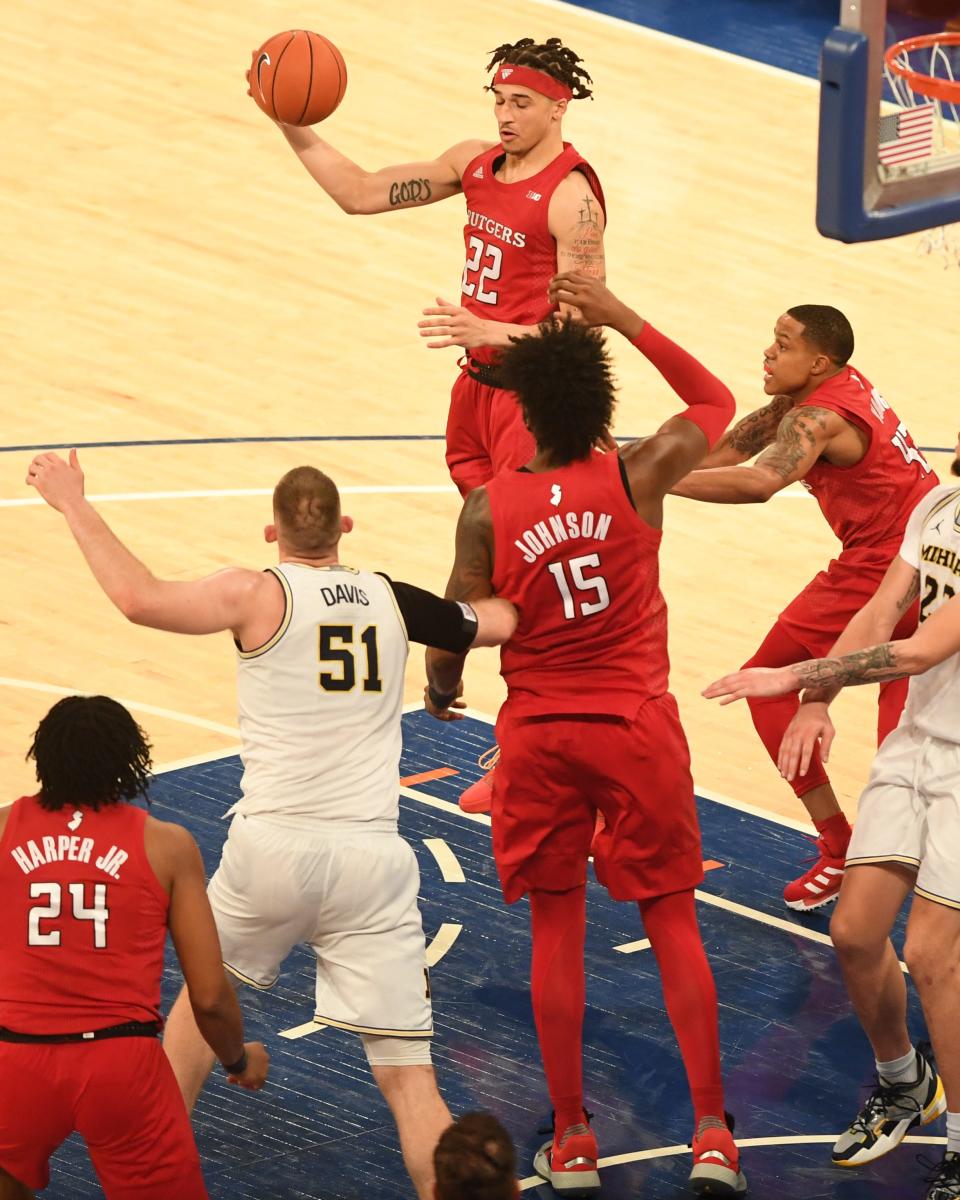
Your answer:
[249,30,347,126]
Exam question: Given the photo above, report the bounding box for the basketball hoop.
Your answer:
[885,31,960,103]
[881,31,960,264]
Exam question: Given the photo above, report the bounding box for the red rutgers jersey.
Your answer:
[0,797,168,1034]
[799,367,938,554]
[488,451,667,718]
[460,142,605,365]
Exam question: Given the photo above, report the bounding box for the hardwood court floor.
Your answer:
[0,0,952,828]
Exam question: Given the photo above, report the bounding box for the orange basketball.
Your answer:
[249,30,347,126]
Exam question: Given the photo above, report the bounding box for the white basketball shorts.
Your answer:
[847,722,960,910]
[207,814,433,1036]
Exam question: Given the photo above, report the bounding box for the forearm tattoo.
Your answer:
[793,643,903,688]
[723,395,794,457]
[755,406,831,481]
[389,177,433,206]
[896,572,921,615]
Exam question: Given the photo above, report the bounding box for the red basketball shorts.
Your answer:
[778,547,918,654]
[492,694,704,904]
[445,370,536,497]
[0,1036,207,1198]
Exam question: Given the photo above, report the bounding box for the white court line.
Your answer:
[0,485,456,508]
[517,1133,946,1190]
[400,784,491,826]
[528,0,822,85]
[278,1021,326,1042]
[0,676,241,738]
[426,921,463,967]
[694,890,832,948]
[614,939,651,954]
[423,838,466,883]
[0,485,809,510]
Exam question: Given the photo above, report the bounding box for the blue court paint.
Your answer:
[566,0,960,79]
[46,711,938,1199]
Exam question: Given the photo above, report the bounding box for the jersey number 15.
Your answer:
[547,554,611,620]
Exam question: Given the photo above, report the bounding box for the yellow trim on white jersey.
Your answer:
[313,1013,433,1038]
[921,487,960,533]
[236,567,293,660]
[376,573,410,650]
[845,853,920,870]
[223,960,280,990]
[915,885,960,911]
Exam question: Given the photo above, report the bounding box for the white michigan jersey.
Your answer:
[899,483,960,744]
[234,564,409,825]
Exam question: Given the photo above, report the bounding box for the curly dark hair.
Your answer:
[28,695,153,812]
[496,316,615,463]
[486,37,593,100]
[434,1112,517,1200]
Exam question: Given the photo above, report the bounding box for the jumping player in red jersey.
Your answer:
[424,274,746,1197]
[0,696,267,1200]
[667,306,938,912]
[254,37,606,495]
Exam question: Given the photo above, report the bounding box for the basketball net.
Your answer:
[883,32,960,266]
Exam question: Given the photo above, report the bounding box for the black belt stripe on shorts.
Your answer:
[0,1019,162,1044]
[465,358,505,389]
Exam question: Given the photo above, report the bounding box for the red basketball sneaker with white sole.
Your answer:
[782,834,845,911]
[533,1118,601,1197]
[689,1114,747,1196]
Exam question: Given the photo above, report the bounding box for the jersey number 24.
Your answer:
[28,881,109,948]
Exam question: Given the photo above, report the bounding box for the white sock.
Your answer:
[946,1111,960,1156]
[876,1046,919,1086]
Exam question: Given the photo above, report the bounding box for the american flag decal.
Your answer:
[878,103,936,166]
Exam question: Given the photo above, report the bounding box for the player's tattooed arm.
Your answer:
[703,643,906,705]
[707,587,960,706]
[698,395,795,469]
[895,571,921,615]
[792,644,903,688]
[551,173,606,319]
[425,489,495,711]
[671,405,835,503]
[276,129,485,213]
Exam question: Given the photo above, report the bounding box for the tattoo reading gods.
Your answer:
[389,178,432,206]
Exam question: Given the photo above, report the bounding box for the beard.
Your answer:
[952,456,960,477]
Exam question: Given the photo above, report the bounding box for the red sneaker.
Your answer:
[533,1119,601,1196]
[458,745,499,815]
[782,834,846,912]
[689,1114,747,1196]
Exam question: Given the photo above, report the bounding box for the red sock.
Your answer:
[640,889,725,1125]
[815,811,852,857]
[529,886,587,1133]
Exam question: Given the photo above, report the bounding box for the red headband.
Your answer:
[492,65,572,102]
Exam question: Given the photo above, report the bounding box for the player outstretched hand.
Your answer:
[778,703,836,781]
[26,449,85,512]
[702,666,803,705]
[423,680,467,722]
[227,1041,270,1091]
[419,298,491,350]
[548,273,636,330]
